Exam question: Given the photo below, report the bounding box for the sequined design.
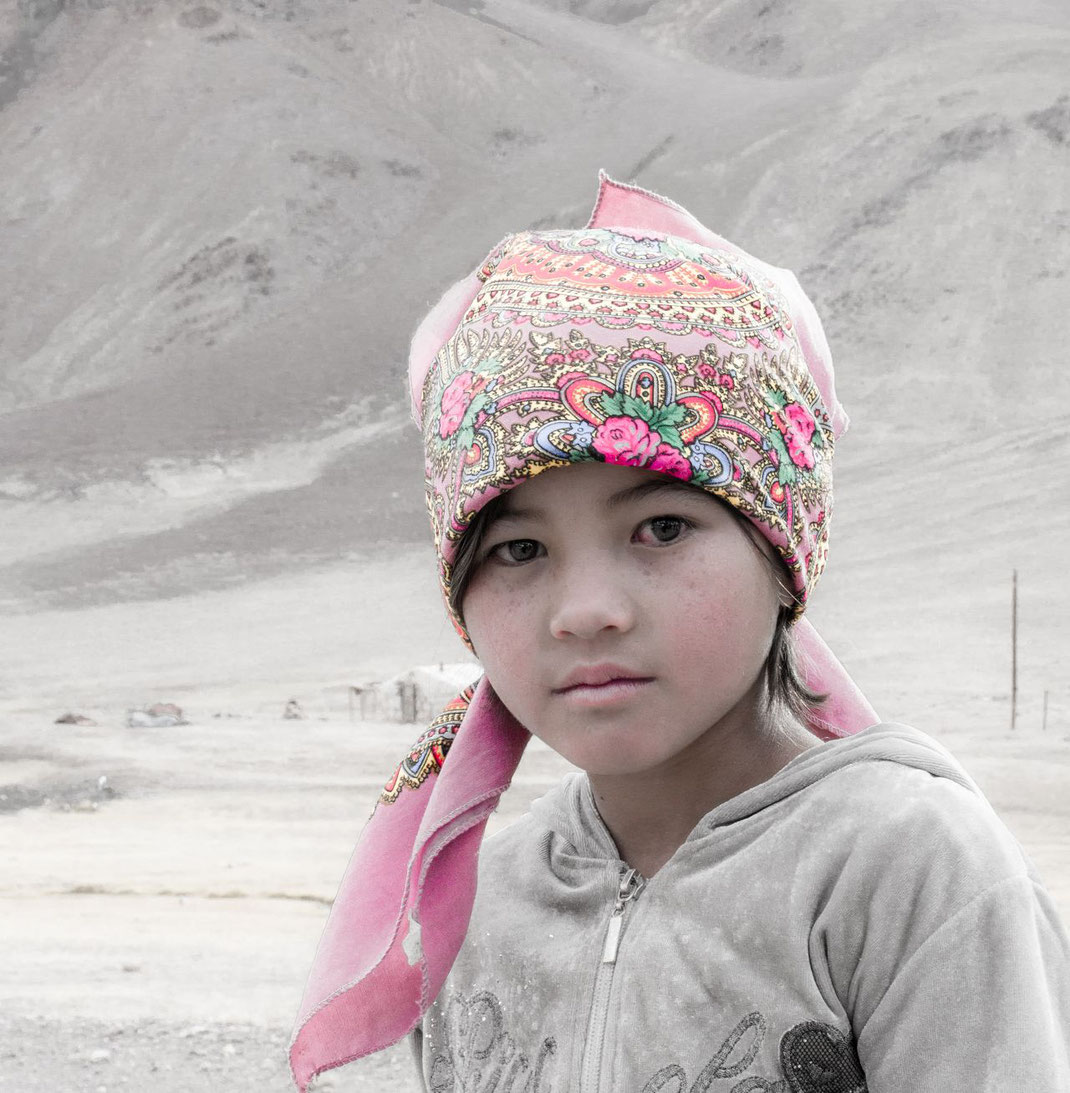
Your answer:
[426,998,868,1093]
[428,990,557,1093]
[636,1014,868,1093]
[380,683,476,804]
[780,1022,868,1093]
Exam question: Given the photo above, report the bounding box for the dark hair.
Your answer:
[765,605,828,723]
[446,492,506,627]
[448,487,827,724]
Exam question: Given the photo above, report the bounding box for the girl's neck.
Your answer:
[586,700,816,879]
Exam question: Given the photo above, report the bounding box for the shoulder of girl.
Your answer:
[815,755,1033,889]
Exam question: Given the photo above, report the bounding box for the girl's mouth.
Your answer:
[553,664,651,708]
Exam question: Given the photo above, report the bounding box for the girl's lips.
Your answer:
[554,664,652,691]
[555,677,653,706]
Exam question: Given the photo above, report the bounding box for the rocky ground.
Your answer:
[0,708,572,1092]
[0,1014,415,1093]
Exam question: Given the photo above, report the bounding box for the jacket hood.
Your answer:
[529,721,986,862]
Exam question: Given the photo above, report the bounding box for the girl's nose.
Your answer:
[547,560,637,641]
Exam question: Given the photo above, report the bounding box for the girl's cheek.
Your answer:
[466,576,537,650]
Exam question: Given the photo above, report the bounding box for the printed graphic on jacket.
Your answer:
[641,1012,868,1093]
[429,990,556,1093]
[428,993,867,1093]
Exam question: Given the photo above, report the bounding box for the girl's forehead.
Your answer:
[494,464,720,517]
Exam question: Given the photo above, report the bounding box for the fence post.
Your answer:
[1010,569,1018,732]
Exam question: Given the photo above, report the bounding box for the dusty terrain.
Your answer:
[0,707,574,1091]
[1,705,1067,1092]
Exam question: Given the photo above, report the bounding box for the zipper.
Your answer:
[579,866,646,1093]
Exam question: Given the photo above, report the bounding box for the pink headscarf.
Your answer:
[289,173,877,1091]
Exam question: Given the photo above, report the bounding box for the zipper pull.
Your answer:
[601,866,646,964]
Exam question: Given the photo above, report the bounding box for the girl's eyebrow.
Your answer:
[604,479,704,510]
[488,509,532,527]
[495,478,703,523]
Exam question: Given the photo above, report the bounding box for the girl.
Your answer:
[290,173,1070,1091]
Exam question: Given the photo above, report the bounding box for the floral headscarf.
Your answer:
[411,178,849,645]
[289,173,875,1093]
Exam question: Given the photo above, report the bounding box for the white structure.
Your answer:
[358,663,481,724]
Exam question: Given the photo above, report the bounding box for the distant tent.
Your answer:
[360,663,480,724]
[126,702,188,728]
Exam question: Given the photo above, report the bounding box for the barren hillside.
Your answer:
[1,0,1067,729]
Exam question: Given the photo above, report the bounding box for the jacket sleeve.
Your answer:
[815,767,1070,1090]
[855,870,1070,1089]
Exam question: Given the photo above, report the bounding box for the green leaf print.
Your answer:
[648,402,687,432]
[601,392,626,417]
[657,425,684,449]
[767,431,797,486]
[620,394,656,423]
[461,392,488,432]
[456,424,476,452]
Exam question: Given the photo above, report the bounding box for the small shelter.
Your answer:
[358,663,480,724]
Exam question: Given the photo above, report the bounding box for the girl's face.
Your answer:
[461,462,783,779]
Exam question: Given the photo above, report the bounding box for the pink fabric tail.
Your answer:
[288,678,529,1092]
[795,617,879,739]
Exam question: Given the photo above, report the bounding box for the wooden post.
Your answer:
[1010,569,1018,732]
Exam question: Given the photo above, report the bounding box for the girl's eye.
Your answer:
[637,515,692,545]
[486,539,543,565]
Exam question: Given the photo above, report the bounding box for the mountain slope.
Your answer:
[1,0,1067,722]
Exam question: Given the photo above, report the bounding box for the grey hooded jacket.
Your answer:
[412,723,1070,1092]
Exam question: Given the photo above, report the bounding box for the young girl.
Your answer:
[290,173,1070,1091]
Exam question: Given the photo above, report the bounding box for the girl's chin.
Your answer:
[536,733,686,780]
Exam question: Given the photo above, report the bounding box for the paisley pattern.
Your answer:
[380,683,476,804]
[470,230,793,347]
[421,227,836,642]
